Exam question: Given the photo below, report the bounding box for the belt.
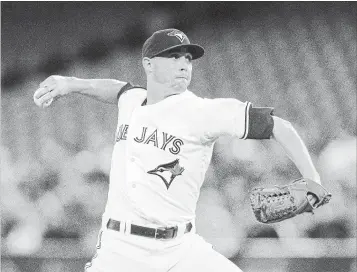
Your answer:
[106,219,192,240]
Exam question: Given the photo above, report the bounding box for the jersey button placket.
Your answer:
[130,157,137,189]
[126,149,138,192]
[126,108,140,195]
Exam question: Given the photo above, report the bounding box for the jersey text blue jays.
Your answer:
[116,124,184,155]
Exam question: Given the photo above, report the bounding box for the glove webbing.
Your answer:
[250,188,296,223]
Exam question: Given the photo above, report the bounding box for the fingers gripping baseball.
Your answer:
[33,86,55,108]
[33,75,72,108]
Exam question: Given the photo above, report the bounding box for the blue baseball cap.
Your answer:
[142,29,204,60]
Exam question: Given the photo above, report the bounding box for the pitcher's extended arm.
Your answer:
[33,75,127,106]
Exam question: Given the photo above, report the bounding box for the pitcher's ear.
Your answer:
[142,57,153,73]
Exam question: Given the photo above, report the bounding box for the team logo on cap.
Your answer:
[168,30,185,43]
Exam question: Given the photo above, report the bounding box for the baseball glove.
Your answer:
[249,178,332,224]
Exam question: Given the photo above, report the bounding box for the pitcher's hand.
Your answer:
[33,75,76,108]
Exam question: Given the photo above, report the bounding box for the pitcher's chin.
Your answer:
[172,81,189,92]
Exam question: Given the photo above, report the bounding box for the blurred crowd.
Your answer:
[1,2,356,272]
[1,134,356,257]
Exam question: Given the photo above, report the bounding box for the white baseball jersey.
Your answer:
[102,87,251,227]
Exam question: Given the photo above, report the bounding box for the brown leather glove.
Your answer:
[249,178,332,224]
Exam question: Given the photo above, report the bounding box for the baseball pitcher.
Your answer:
[33,29,331,272]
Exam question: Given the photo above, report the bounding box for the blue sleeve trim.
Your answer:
[241,102,252,139]
[117,82,133,101]
[117,83,146,101]
[246,106,275,139]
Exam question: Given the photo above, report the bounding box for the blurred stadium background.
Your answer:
[1,2,356,272]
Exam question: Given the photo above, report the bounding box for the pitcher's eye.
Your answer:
[185,54,193,61]
[169,53,181,59]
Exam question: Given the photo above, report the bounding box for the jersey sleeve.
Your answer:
[200,98,274,142]
[117,82,134,101]
[117,83,147,106]
[200,98,251,142]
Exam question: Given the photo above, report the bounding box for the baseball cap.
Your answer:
[142,28,204,60]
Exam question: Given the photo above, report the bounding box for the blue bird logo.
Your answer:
[147,159,185,189]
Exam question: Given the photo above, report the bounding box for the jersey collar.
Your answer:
[141,90,190,107]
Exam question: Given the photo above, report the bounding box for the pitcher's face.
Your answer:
[151,51,193,91]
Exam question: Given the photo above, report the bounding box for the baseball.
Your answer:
[43,97,53,108]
